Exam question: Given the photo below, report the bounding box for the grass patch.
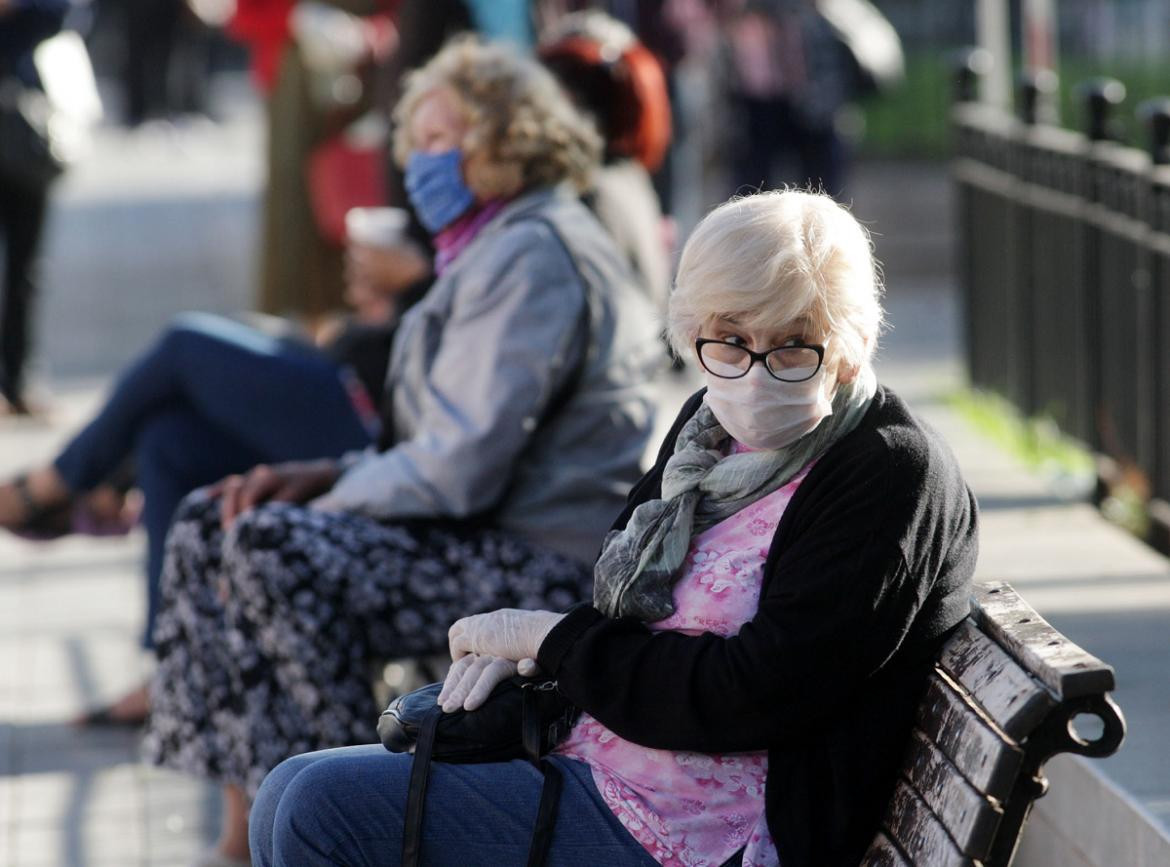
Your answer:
[946,388,1095,490]
[948,388,1153,536]
[858,52,953,158]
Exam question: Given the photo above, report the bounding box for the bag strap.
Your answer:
[522,683,563,867]
[400,690,564,867]
[527,762,563,867]
[402,705,441,867]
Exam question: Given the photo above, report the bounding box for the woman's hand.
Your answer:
[212,459,341,529]
[447,609,565,667]
[344,240,430,323]
[436,654,518,712]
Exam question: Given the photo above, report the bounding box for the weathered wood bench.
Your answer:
[863,579,1126,866]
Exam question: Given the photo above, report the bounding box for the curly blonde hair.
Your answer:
[392,36,602,198]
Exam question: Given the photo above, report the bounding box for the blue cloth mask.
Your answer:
[404,149,476,233]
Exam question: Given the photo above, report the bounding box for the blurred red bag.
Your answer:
[307,114,388,246]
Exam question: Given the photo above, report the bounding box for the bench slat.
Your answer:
[917,673,1024,801]
[972,580,1116,699]
[861,831,912,867]
[904,729,1002,859]
[883,779,974,867]
[937,620,1056,739]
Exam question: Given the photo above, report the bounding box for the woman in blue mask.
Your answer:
[141,37,661,866]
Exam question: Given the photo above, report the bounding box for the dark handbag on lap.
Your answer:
[378,676,579,867]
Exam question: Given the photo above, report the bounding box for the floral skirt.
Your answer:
[141,490,591,796]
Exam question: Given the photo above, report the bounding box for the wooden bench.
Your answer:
[863,580,1127,866]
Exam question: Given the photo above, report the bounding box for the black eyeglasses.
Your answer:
[694,338,825,382]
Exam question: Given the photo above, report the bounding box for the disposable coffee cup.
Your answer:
[345,207,410,248]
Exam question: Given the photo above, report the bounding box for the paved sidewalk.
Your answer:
[2,79,1169,864]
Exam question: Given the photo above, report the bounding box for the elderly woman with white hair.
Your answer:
[249,189,979,867]
[142,38,660,867]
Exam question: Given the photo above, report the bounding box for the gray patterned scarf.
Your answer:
[593,369,877,621]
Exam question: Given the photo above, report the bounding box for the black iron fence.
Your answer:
[954,62,1170,517]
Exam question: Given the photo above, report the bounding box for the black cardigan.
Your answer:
[538,385,978,866]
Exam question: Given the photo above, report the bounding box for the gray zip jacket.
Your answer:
[313,187,661,564]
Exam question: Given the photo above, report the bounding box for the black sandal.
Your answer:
[6,475,73,540]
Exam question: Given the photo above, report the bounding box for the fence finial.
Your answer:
[951,47,993,105]
[1019,69,1059,125]
[1077,78,1127,142]
[1138,99,1170,166]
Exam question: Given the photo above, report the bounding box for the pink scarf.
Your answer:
[432,199,510,275]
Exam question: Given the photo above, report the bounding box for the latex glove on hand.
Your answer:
[447,609,565,668]
[437,654,518,712]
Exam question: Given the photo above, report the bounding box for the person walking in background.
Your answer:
[536,0,689,216]
[0,0,69,415]
[119,0,214,125]
[721,0,854,198]
[143,38,660,865]
[539,9,674,313]
[229,0,396,332]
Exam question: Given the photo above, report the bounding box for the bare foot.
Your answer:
[218,784,251,861]
[75,484,141,534]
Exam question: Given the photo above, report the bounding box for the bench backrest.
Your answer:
[862,580,1126,867]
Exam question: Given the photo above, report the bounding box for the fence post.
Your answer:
[1008,71,1058,416]
[1141,99,1170,527]
[952,49,988,392]
[1076,79,1126,457]
[953,47,993,104]
[1019,68,1059,126]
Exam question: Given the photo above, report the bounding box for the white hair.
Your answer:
[667,190,884,376]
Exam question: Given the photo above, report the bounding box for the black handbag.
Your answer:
[378,676,579,867]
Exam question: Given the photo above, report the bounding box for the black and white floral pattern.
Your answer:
[142,490,591,796]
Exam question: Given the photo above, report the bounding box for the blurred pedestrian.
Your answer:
[229,0,396,332]
[0,0,69,414]
[119,0,215,125]
[720,0,855,198]
[540,10,674,311]
[537,0,688,214]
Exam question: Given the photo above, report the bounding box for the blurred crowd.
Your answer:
[0,0,899,416]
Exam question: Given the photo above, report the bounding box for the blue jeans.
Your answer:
[249,745,658,867]
[52,313,374,647]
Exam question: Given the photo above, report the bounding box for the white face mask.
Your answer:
[703,363,835,450]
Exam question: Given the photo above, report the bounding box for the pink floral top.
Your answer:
[553,456,816,866]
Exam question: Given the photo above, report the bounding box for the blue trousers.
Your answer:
[249,745,658,867]
[52,313,373,647]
